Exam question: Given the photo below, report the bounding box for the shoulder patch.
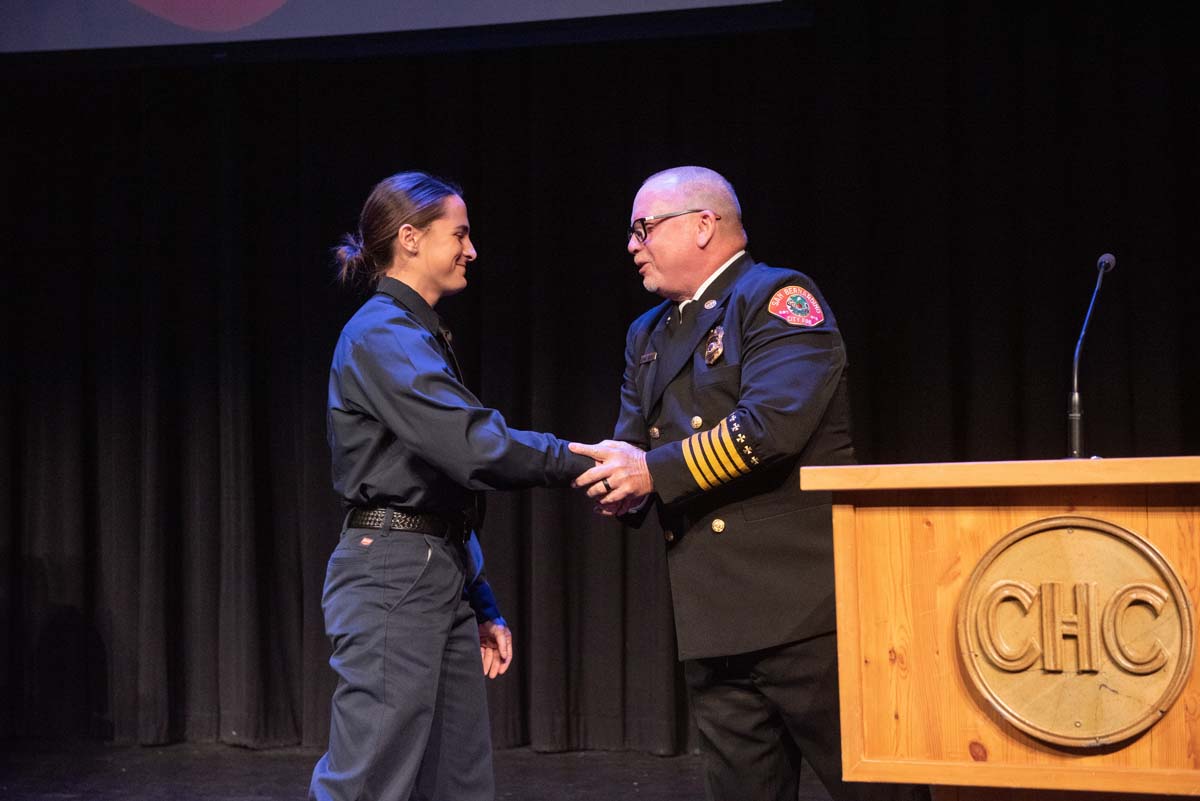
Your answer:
[767,285,824,327]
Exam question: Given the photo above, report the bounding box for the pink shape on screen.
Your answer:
[126,1,290,33]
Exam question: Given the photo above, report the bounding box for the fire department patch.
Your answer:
[768,286,824,326]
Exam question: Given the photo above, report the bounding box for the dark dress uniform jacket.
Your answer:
[614,253,855,660]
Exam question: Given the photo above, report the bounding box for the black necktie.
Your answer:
[437,325,463,380]
[673,302,699,337]
[438,324,484,530]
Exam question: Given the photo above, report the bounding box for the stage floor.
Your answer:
[0,741,835,800]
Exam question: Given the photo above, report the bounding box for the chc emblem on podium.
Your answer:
[956,515,1195,747]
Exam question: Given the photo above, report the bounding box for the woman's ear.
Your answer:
[397,223,421,256]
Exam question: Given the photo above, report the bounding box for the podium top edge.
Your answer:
[799,456,1200,491]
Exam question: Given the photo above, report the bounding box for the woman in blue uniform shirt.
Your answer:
[310,171,591,801]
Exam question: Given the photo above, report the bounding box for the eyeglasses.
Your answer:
[628,209,720,243]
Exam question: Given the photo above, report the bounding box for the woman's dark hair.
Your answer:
[334,171,463,287]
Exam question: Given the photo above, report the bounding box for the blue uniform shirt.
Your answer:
[328,276,590,621]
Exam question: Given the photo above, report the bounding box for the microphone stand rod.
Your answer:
[1068,268,1108,459]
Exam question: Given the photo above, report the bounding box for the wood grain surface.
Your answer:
[806,464,1200,799]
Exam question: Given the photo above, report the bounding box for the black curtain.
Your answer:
[2,2,1196,753]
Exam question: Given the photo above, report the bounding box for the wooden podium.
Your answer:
[800,457,1200,800]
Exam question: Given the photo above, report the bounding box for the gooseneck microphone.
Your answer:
[1067,253,1116,458]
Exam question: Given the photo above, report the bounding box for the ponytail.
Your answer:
[333,232,375,288]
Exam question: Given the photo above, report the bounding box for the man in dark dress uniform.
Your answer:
[573,167,928,801]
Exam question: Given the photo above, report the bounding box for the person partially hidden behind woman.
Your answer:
[309,171,592,801]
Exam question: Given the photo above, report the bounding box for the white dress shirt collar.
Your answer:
[678,250,746,314]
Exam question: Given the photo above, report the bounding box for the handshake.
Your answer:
[568,440,654,517]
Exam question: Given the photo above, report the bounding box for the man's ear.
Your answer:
[397,223,422,255]
[695,210,718,249]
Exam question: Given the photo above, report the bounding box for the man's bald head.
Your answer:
[639,166,746,243]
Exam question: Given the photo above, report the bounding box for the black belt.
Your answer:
[347,507,463,539]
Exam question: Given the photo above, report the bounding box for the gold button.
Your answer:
[664,530,675,542]
[690,416,703,430]
[649,426,661,439]
[711,519,725,533]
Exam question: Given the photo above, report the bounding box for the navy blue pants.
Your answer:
[310,526,493,801]
[685,633,930,801]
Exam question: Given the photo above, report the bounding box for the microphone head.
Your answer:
[1097,253,1116,273]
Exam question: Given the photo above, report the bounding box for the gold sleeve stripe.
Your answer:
[681,436,714,491]
[699,429,733,484]
[686,433,720,488]
[707,423,744,479]
[719,419,752,473]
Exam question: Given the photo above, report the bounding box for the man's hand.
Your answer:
[569,440,654,514]
[478,620,513,679]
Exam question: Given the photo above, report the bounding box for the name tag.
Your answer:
[639,351,658,365]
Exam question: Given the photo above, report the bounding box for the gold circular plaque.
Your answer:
[956,515,1194,748]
